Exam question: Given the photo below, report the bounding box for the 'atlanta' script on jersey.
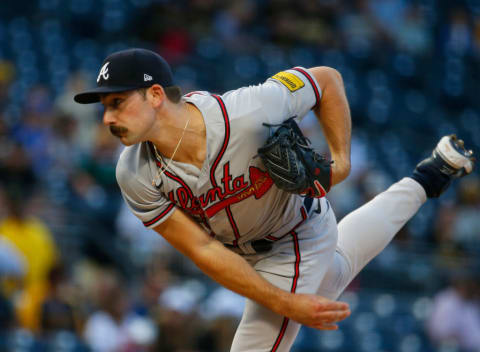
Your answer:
[167,163,274,218]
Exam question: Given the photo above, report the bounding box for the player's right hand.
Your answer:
[285,293,351,330]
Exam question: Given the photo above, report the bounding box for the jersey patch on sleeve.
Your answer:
[271,71,305,92]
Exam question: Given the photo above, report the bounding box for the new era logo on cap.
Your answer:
[144,74,152,81]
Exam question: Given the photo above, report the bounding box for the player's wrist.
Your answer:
[331,156,351,185]
[268,290,295,317]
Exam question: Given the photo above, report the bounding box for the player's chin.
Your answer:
[116,134,138,146]
[313,323,339,331]
[120,138,136,146]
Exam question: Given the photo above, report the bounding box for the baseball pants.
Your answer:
[230,177,427,352]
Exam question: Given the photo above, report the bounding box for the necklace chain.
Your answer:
[151,115,192,186]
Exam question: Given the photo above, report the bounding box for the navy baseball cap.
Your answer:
[74,48,174,104]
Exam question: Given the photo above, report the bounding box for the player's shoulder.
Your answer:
[183,90,221,113]
[221,66,319,101]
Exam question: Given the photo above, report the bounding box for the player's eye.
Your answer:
[111,98,123,108]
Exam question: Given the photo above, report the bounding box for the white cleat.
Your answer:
[412,135,475,198]
[433,135,474,176]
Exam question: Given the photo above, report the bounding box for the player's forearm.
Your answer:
[155,209,350,329]
[191,240,350,329]
[309,66,352,185]
[191,239,291,315]
[155,210,291,315]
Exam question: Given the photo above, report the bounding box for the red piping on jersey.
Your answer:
[265,206,307,241]
[225,206,240,246]
[143,203,175,227]
[148,142,212,230]
[210,94,230,187]
[149,142,197,199]
[210,94,243,241]
[184,91,205,97]
[270,231,301,352]
[164,168,194,198]
[162,168,212,228]
[290,232,301,292]
[291,67,321,110]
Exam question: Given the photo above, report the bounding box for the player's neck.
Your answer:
[151,101,206,170]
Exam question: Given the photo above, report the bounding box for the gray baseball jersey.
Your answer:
[115,66,430,351]
[116,67,322,249]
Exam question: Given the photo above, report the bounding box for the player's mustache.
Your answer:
[109,125,128,137]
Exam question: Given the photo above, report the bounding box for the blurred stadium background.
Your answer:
[0,0,480,351]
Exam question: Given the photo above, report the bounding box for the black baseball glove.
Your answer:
[258,117,332,198]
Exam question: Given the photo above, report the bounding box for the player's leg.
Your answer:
[230,199,338,352]
[317,135,475,299]
[318,177,426,299]
[230,273,303,352]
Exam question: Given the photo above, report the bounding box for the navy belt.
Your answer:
[225,197,316,254]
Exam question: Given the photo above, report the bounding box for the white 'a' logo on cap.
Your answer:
[97,62,110,83]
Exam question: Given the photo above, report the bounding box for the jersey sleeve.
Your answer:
[260,66,322,124]
[116,146,176,229]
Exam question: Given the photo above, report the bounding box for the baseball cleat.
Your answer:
[411,134,475,198]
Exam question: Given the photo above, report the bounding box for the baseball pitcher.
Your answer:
[74,48,475,351]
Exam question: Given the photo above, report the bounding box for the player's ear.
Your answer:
[147,84,167,108]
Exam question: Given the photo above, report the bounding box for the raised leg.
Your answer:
[318,135,475,299]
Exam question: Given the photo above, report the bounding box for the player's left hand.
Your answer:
[284,293,351,330]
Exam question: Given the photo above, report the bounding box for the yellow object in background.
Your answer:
[0,216,58,330]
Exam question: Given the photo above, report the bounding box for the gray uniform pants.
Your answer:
[230,177,427,351]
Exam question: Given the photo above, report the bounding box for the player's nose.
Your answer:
[102,110,116,125]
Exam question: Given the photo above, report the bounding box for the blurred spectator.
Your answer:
[0,186,58,331]
[40,264,77,336]
[12,86,54,178]
[338,0,387,58]
[197,316,239,352]
[394,4,432,57]
[46,112,81,179]
[0,237,26,279]
[0,1,479,350]
[155,280,206,351]
[473,15,480,57]
[197,287,243,351]
[83,269,130,352]
[0,60,15,114]
[0,290,16,349]
[116,202,172,268]
[0,142,37,198]
[0,236,24,346]
[54,72,99,155]
[450,177,480,248]
[213,1,257,49]
[433,176,480,256]
[131,256,172,317]
[442,6,473,56]
[427,268,480,351]
[367,0,405,34]
[80,124,121,192]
